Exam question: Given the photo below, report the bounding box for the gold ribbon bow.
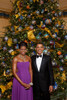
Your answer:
[27,30,36,42]
[55,42,64,48]
[33,0,39,2]
[0,82,12,93]
[37,25,53,38]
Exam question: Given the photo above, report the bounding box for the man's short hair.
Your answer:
[36,42,44,46]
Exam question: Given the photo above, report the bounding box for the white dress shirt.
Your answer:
[36,53,43,71]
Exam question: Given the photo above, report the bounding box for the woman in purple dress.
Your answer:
[12,41,33,100]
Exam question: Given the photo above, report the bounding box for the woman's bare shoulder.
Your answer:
[26,55,30,58]
[13,55,20,61]
[26,55,31,61]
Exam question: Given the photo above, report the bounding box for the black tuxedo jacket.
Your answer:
[31,54,54,92]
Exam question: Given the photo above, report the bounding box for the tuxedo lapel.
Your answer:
[34,55,38,71]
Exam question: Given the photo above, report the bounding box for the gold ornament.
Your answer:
[44,34,49,39]
[40,21,43,26]
[45,36,49,39]
[52,17,55,20]
[3,70,6,76]
[25,14,27,17]
[61,71,66,83]
[55,20,61,26]
[54,72,60,79]
[58,21,61,25]
[15,14,19,18]
[51,6,53,9]
[14,26,18,30]
[7,38,12,46]
[7,95,10,99]
[27,30,36,42]
[11,51,16,55]
[55,29,59,34]
[45,8,47,11]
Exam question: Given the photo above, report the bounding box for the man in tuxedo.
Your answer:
[31,43,54,100]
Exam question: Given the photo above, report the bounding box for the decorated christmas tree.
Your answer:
[0,0,67,99]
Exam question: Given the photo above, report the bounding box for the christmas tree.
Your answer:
[0,0,67,99]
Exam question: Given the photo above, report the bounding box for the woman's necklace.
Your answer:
[19,54,26,62]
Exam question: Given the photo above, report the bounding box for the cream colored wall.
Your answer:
[0,18,10,37]
[0,0,13,12]
[0,18,10,42]
[63,17,67,29]
[59,0,67,10]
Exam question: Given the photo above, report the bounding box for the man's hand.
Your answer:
[49,85,53,93]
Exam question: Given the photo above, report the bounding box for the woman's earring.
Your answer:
[18,49,20,53]
[26,49,27,52]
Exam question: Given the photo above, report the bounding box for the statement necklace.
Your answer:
[19,54,26,62]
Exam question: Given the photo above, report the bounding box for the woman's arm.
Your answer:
[12,57,30,88]
[29,57,33,83]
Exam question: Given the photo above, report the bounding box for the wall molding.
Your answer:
[62,10,67,17]
[0,10,10,18]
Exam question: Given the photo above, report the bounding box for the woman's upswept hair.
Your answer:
[19,41,27,49]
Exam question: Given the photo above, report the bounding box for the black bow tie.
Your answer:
[36,55,42,58]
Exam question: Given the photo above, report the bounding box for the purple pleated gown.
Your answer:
[12,62,33,100]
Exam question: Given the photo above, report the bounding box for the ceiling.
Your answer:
[0,0,67,13]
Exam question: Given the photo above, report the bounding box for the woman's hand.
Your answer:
[23,83,31,89]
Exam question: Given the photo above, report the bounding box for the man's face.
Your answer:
[36,44,44,55]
